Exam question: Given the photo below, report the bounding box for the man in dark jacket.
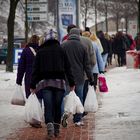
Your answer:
[61,28,94,126]
[30,34,75,138]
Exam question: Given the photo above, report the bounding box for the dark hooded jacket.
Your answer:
[98,32,110,55]
[30,39,75,89]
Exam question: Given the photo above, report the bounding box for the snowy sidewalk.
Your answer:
[0,66,140,140]
[0,70,26,140]
[95,67,140,140]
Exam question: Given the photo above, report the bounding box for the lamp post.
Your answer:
[120,18,125,32]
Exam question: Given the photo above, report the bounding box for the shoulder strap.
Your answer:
[29,47,36,56]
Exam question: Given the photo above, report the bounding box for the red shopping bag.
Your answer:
[98,74,108,92]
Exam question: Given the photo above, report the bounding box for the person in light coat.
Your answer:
[90,33,105,90]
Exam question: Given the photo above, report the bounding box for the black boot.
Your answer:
[47,123,54,139]
[54,123,60,137]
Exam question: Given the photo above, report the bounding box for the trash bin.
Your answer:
[126,50,135,68]
[126,50,140,69]
[134,51,140,69]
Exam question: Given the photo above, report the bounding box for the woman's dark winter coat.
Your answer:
[30,39,75,89]
[16,43,38,98]
[113,37,126,54]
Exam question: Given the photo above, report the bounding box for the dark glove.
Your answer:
[99,71,104,74]
[89,81,94,86]
[16,82,22,86]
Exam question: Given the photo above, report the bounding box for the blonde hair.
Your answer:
[82,31,91,38]
[90,33,98,41]
[104,33,110,40]
[39,36,45,46]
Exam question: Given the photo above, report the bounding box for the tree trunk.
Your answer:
[125,16,128,34]
[84,3,88,29]
[105,3,108,33]
[95,0,98,32]
[116,14,119,32]
[6,0,19,72]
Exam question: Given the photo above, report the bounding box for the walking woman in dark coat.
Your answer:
[113,32,127,66]
[16,35,39,98]
[30,31,75,139]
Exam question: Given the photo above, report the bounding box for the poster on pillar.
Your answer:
[58,0,78,42]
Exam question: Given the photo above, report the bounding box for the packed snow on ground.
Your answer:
[95,67,140,140]
[0,66,140,139]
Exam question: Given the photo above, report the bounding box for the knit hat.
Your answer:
[69,28,81,36]
[45,29,58,41]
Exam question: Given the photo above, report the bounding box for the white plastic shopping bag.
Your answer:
[75,95,84,114]
[25,94,43,125]
[64,90,84,114]
[11,84,26,106]
[84,85,98,112]
[63,91,76,114]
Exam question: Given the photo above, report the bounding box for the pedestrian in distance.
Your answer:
[62,24,77,42]
[30,30,75,139]
[113,31,127,66]
[134,32,140,51]
[97,31,110,70]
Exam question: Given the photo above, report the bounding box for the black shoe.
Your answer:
[61,113,69,128]
[54,123,60,137]
[82,112,88,118]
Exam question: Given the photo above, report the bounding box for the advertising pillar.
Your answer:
[57,0,80,42]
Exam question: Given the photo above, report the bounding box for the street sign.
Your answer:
[57,0,79,41]
[26,0,47,3]
[14,48,23,64]
[27,4,47,13]
[27,13,47,22]
[25,0,47,22]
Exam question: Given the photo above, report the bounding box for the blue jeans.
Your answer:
[41,88,64,125]
[102,53,108,69]
[62,83,84,123]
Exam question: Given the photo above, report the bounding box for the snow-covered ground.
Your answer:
[0,68,26,140]
[0,66,140,139]
[95,67,140,140]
